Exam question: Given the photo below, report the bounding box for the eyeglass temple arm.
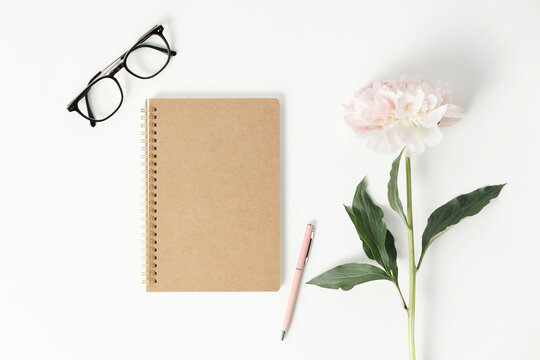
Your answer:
[132,43,177,56]
[86,71,101,127]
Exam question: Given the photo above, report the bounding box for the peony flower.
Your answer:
[344,74,463,156]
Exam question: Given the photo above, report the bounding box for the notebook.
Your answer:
[142,98,280,291]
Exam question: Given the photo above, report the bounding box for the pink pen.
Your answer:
[281,224,314,340]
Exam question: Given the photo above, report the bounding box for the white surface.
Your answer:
[1,1,539,359]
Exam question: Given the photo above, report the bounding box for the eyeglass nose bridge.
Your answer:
[107,62,124,77]
[100,56,126,77]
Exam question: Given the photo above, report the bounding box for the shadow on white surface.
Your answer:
[379,29,502,112]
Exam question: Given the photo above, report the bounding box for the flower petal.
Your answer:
[395,124,424,156]
[419,126,443,146]
[420,104,447,126]
[365,128,404,154]
[344,75,463,155]
[404,142,425,157]
[439,104,463,127]
[396,89,425,118]
[424,94,439,111]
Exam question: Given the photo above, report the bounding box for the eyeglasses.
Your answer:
[67,25,177,127]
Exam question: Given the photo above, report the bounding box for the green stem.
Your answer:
[406,157,417,360]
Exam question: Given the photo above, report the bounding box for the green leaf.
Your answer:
[346,178,398,279]
[306,263,392,290]
[418,184,506,268]
[385,230,398,281]
[344,205,376,261]
[387,149,407,225]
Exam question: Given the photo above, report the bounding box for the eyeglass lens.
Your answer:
[125,35,170,78]
[77,77,122,121]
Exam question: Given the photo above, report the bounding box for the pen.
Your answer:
[281,223,314,340]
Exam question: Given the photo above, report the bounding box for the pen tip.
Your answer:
[281,330,286,341]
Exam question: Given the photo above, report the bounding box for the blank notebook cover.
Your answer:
[142,98,280,291]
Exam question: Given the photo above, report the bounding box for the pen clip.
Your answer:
[304,229,315,264]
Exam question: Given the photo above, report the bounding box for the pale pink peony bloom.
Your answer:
[344,75,463,156]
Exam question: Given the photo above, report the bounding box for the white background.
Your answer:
[1,1,539,359]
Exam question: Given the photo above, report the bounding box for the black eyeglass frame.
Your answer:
[67,25,177,127]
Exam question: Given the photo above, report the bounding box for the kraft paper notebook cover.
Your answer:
[142,98,280,291]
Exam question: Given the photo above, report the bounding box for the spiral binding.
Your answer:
[141,102,158,286]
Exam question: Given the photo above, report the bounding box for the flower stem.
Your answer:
[406,157,417,360]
